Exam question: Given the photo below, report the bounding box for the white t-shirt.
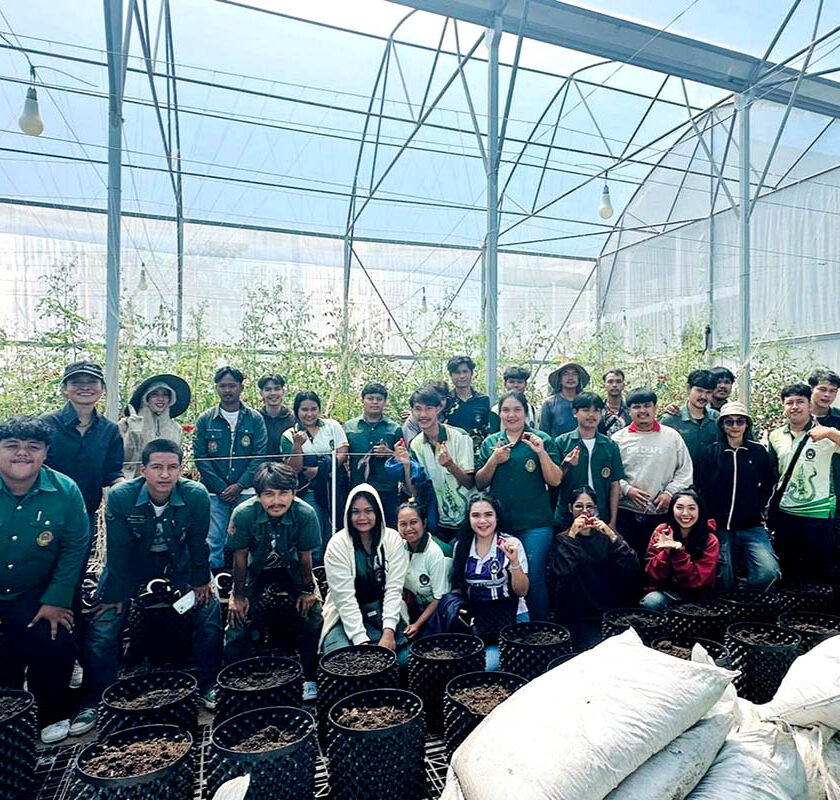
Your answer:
[150,501,169,553]
[283,418,348,456]
[404,537,450,608]
[220,408,240,430]
[581,437,596,489]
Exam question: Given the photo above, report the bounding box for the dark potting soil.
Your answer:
[324,651,392,676]
[83,739,189,778]
[225,667,297,690]
[734,629,791,646]
[231,724,303,752]
[674,603,720,617]
[421,646,462,660]
[612,612,662,629]
[655,640,692,660]
[451,685,513,715]
[335,705,412,730]
[0,697,27,721]
[788,621,839,635]
[508,629,566,645]
[111,687,191,710]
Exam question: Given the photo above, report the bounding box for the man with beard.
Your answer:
[660,369,720,466]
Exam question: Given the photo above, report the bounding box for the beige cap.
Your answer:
[717,400,752,428]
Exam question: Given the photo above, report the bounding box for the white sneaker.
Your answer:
[69,661,83,689]
[41,719,70,745]
[302,681,318,702]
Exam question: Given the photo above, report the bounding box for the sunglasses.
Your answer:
[722,417,748,426]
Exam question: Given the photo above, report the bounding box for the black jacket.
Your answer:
[696,440,774,531]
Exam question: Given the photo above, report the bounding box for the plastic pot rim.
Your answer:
[726,621,803,650]
[319,644,397,678]
[211,705,315,761]
[499,621,572,647]
[217,655,303,693]
[102,670,197,711]
[327,688,423,736]
[408,632,485,661]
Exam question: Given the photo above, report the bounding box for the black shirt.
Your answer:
[41,403,124,513]
[444,390,490,451]
[260,407,296,457]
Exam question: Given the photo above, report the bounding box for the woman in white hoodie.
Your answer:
[320,483,410,663]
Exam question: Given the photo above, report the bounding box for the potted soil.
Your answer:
[725,622,802,703]
[0,689,36,798]
[326,688,425,800]
[651,636,731,668]
[317,645,398,742]
[216,655,303,724]
[772,580,835,614]
[407,633,485,733]
[75,724,193,799]
[99,670,198,738]
[778,611,840,651]
[499,622,572,681]
[601,608,669,645]
[443,671,526,758]
[208,706,317,800]
[719,590,783,624]
[667,600,732,642]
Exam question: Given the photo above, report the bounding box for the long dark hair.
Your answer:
[345,490,383,552]
[451,492,506,593]
[666,489,711,558]
[293,390,321,419]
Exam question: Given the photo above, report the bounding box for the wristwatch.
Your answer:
[301,581,316,594]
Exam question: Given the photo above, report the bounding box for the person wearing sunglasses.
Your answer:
[695,401,779,591]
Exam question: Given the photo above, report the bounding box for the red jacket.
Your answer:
[644,522,719,593]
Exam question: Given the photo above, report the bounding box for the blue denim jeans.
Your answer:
[484,611,529,671]
[640,589,681,612]
[208,493,250,569]
[516,526,553,622]
[82,590,223,706]
[716,526,780,591]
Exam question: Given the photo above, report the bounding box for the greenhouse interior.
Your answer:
[2,1,840,799]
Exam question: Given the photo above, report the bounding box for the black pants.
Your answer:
[774,513,835,582]
[0,590,76,726]
[616,510,667,578]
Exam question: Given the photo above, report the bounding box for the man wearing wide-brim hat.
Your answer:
[539,362,590,438]
[694,400,780,592]
[119,374,191,480]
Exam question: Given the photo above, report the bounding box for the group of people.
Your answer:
[2,356,839,745]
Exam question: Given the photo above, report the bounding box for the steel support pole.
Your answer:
[103,0,124,421]
[707,118,715,361]
[736,93,751,409]
[485,16,502,401]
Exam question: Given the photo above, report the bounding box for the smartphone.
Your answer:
[173,590,196,615]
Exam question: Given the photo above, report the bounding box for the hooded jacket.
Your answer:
[121,380,185,480]
[319,483,409,647]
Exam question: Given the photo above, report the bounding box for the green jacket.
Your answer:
[100,477,211,603]
[344,415,401,493]
[193,404,268,493]
[0,466,89,608]
[660,405,720,465]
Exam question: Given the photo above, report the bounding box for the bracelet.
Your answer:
[510,562,522,571]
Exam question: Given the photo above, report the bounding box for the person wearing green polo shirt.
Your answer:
[660,369,720,466]
[225,461,322,702]
[0,416,88,745]
[344,383,402,528]
[554,392,624,531]
[475,391,563,621]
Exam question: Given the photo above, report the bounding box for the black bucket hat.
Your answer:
[129,374,191,419]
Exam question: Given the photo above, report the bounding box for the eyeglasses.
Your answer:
[722,417,747,426]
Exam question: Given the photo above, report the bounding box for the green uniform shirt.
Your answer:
[660,405,721,465]
[344,415,401,493]
[228,496,321,591]
[477,428,562,532]
[553,430,625,526]
[0,466,89,608]
[768,421,840,518]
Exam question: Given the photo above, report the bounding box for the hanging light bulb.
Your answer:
[386,317,392,333]
[599,181,614,220]
[421,286,428,313]
[138,264,149,292]
[19,69,43,136]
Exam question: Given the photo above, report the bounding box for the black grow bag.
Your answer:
[443,671,526,759]
[326,688,425,800]
[74,724,193,800]
[0,689,37,798]
[719,590,783,624]
[726,622,802,703]
[601,607,669,645]
[99,670,198,738]
[499,621,573,681]
[651,636,732,669]
[207,706,317,800]
[215,655,303,724]
[667,600,732,643]
[124,579,193,668]
[772,580,836,614]
[778,611,840,652]
[407,633,485,733]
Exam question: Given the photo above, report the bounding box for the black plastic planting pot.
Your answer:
[443,671,526,759]
[249,582,299,650]
[547,652,580,670]
[667,600,732,643]
[74,724,193,800]
[772,580,836,614]
[0,689,37,798]
[317,645,398,743]
[499,621,573,681]
[99,670,198,738]
[651,636,732,669]
[312,565,328,598]
[407,633,485,733]
[215,655,303,724]
[778,611,840,652]
[719,590,783,624]
[124,581,193,668]
[725,622,802,703]
[326,688,425,800]
[601,607,669,645]
[207,706,317,800]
